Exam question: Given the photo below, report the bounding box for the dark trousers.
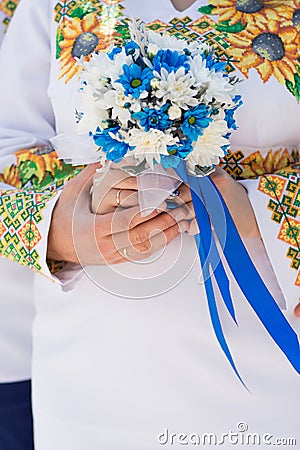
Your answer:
[0,380,34,450]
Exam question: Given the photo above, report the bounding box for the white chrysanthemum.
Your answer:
[146,30,205,55]
[127,128,178,169]
[168,104,182,120]
[189,55,235,103]
[155,67,198,110]
[147,42,160,58]
[76,91,109,134]
[102,90,131,125]
[81,51,133,86]
[186,120,229,172]
[205,71,236,103]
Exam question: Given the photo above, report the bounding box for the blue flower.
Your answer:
[117,63,154,98]
[224,95,243,130]
[181,105,212,141]
[153,49,190,74]
[161,139,193,168]
[202,53,227,73]
[107,47,122,60]
[93,126,130,161]
[132,105,171,131]
[125,40,140,56]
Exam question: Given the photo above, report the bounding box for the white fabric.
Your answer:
[0,0,299,447]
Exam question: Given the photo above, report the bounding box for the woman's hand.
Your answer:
[209,167,261,239]
[47,164,191,266]
[170,166,261,238]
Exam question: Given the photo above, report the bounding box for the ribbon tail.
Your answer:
[190,175,237,324]
[195,233,247,389]
[175,163,237,324]
[200,176,300,374]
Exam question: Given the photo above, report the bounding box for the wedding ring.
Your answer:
[122,247,128,258]
[116,189,122,206]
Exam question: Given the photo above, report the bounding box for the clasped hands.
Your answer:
[47,163,260,267]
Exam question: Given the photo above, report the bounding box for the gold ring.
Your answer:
[116,189,122,206]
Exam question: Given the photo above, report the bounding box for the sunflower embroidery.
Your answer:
[225,20,299,84]
[199,1,300,98]
[55,1,124,83]
[57,13,117,82]
[205,0,295,28]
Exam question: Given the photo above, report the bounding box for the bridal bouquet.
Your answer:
[74,19,241,174]
[52,19,300,386]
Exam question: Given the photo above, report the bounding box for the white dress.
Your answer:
[0,0,299,448]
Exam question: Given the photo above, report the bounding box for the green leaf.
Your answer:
[56,28,64,59]
[19,161,38,186]
[53,164,76,182]
[33,172,53,190]
[198,5,215,15]
[286,71,300,102]
[115,24,131,44]
[215,20,246,33]
[69,5,97,20]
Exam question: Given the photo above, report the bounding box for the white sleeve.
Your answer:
[0,0,82,285]
[0,0,55,157]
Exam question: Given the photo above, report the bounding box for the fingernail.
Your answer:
[166,200,179,210]
[178,220,190,233]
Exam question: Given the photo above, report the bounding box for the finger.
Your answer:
[94,166,135,191]
[94,205,162,236]
[94,200,191,237]
[121,209,190,249]
[113,176,138,190]
[166,183,192,206]
[167,200,195,221]
[188,218,199,236]
[92,188,139,214]
[294,303,300,318]
[117,222,188,263]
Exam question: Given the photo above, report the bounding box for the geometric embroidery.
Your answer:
[220,148,299,180]
[0,190,58,272]
[258,170,300,286]
[0,145,84,275]
[146,15,236,74]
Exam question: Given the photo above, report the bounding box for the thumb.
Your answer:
[294,303,300,318]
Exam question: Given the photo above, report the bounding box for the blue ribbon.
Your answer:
[175,161,300,383]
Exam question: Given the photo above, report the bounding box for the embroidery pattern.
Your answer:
[55,0,124,82]
[199,1,300,100]
[220,147,299,179]
[0,0,19,30]
[0,190,58,272]
[0,146,80,190]
[0,147,81,274]
[54,1,300,97]
[51,1,300,284]
[258,169,300,286]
